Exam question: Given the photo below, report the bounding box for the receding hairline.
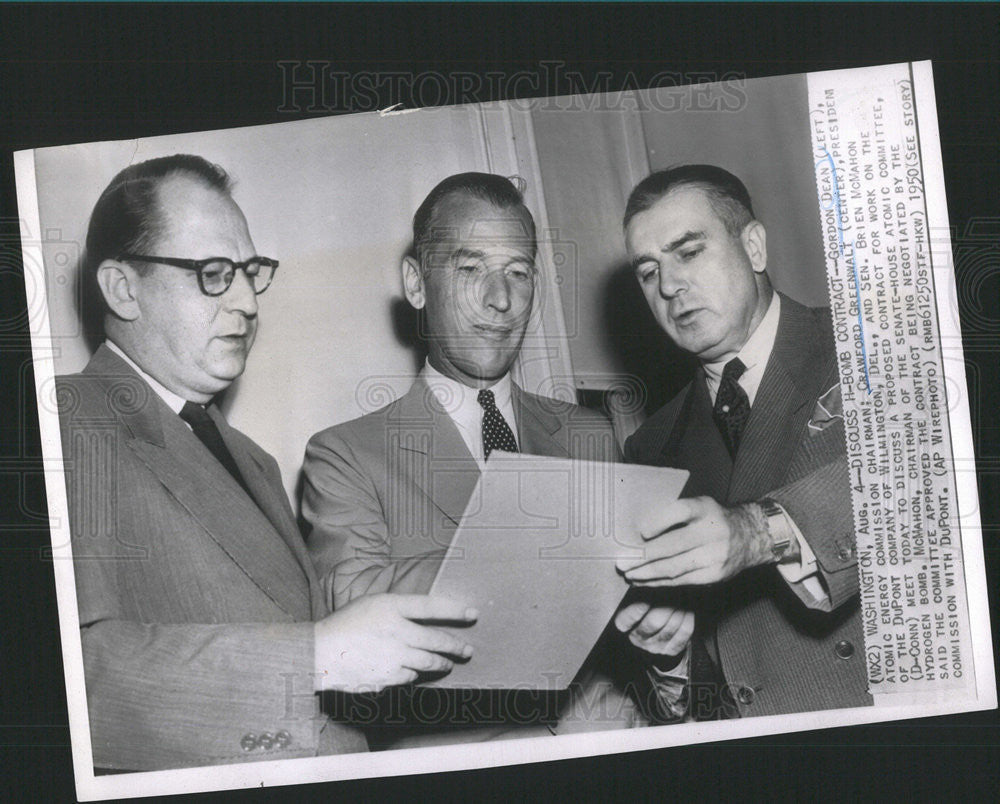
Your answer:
[431,189,532,223]
[623,164,757,237]
[144,171,246,246]
[625,180,754,239]
[417,191,536,259]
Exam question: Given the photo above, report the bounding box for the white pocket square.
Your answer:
[807,383,843,433]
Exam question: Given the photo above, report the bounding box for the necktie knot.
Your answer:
[179,400,212,428]
[477,388,497,410]
[721,357,747,383]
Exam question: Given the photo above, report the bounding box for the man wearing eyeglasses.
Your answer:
[57,155,477,771]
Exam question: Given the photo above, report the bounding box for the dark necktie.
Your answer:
[179,401,257,502]
[477,388,519,460]
[712,358,750,458]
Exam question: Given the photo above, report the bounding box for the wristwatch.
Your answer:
[759,497,792,562]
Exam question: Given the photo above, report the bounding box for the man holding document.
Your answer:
[618,165,872,718]
[303,172,672,745]
[59,155,477,770]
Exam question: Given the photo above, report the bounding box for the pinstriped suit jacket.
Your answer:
[625,295,872,716]
[57,345,367,771]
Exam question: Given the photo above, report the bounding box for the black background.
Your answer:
[1,3,997,800]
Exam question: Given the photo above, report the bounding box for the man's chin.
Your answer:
[670,328,726,362]
[447,357,516,386]
[202,361,247,392]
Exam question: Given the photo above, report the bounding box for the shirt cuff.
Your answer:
[771,502,832,610]
[649,646,689,683]
[647,647,690,719]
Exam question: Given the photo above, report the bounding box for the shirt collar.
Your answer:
[702,292,781,406]
[420,360,513,416]
[104,339,188,415]
[420,361,516,466]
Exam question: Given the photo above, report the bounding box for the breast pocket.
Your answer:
[787,416,847,482]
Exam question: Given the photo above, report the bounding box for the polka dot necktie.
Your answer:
[712,358,750,458]
[477,388,519,460]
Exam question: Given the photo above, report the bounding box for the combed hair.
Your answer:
[623,164,756,237]
[82,154,232,290]
[77,154,232,341]
[412,172,533,261]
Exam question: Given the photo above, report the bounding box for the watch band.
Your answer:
[759,497,792,562]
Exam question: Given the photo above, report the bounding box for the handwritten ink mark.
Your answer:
[817,148,872,394]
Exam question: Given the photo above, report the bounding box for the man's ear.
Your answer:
[401,255,426,310]
[741,220,768,274]
[95,259,142,321]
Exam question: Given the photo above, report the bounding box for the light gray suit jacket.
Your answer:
[58,345,367,770]
[625,295,872,717]
[302,378,646,744]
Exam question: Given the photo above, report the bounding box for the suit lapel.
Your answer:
[211,408,327,617]
[386,380,572,528]
[667,374,733,501]
[389,379,482,526]
[513,385,571,458]
[727,295,828,503]
[87,346,312,620]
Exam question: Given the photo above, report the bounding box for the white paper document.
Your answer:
[428,454,688,689]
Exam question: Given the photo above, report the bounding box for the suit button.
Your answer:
[836,545,853,561]
[737,686,755,705]
[240,733,258,752]
[258,732,275,750]
[275,730,292,749]
[835,640,855,659]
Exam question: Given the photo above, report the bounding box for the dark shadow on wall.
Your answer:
[600,260,698,417]
[75,252,106,357]
[389,295,428,377]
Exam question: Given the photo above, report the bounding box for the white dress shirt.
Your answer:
[105,340,188,415]
[420,361,517,469]
[703,290,782,408]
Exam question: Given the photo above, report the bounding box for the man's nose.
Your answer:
[658,266,686,299]
[480,270,511,312]
[223,266,259,317]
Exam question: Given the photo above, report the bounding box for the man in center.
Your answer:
[302,172,656,746]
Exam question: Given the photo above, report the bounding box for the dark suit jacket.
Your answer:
[302,378,645,745]
[625,295,872,717]
[57,345,367,770]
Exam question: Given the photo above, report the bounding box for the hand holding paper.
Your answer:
[614,600,694,657]
[616,496,773,587]
[427,454,688,688]
[314,593,477,693]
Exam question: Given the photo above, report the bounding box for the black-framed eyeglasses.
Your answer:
[118,253,279,296]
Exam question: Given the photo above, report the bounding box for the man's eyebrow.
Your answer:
[662,230,706,253]
[450,247,486,262]
[450,246,535,264]
[630,230,707,270]
[630,230,707,271]
[630,253,653,271]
